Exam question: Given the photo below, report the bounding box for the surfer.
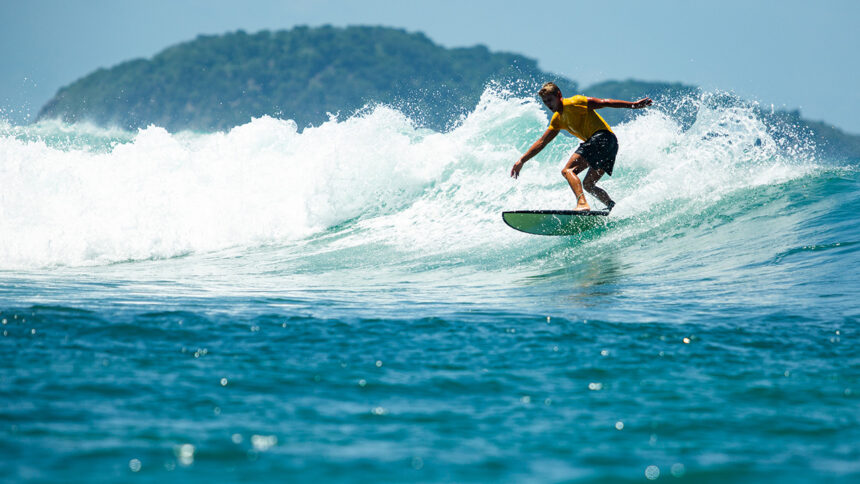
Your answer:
[511,82,652,211]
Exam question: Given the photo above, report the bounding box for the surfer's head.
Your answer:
[538,82,563,111]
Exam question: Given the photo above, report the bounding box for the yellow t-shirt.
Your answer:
[548,95,613,141]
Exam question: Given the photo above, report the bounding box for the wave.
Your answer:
[0,88,844,270]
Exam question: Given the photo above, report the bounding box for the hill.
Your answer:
[37,25,860,161]
[36,26,573,132]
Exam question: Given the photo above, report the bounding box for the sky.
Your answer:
[2,0,859,133]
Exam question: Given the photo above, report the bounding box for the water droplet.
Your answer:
[615,421,624,430]
[251,435,277,451]
[588,382,603,391]
[645,465,660,480]
[129,459,142,472]
[671,463,686,477]
[220,378,228,386]
[521,395,531,404]
[682,337,691,344]
[552,346,559,352]
[600,349,609,356]
[175,444,195,465]
[375,360,383,367]
[358,379,367,387]
[213,406,221,415]
[372,406,387,416]
[544,398,552,406]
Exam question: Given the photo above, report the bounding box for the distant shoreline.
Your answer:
[27,26,860,160]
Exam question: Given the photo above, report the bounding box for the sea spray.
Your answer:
[0,88,825,269]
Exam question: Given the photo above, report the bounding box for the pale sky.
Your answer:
[2,0,858,133]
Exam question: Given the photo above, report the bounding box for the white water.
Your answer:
[0,89,814,269]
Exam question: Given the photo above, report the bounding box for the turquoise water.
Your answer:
[2,90,858,482]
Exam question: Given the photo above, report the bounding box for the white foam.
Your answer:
[611,94,814,216]
[0,89,816,269]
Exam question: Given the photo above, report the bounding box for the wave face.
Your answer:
[1,88,851,271]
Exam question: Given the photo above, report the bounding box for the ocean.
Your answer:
[2,89,858,483]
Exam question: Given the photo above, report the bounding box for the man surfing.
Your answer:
[511,82,652,211]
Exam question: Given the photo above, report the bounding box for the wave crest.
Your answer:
[0,88,824,268]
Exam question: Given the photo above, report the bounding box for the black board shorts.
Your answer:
[575,130,618,176]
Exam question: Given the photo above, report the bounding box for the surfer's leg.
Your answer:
[583,168,614,209]
[562,153,591,211]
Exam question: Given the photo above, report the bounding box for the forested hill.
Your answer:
[36,26,571,132]
[37,25,860,160]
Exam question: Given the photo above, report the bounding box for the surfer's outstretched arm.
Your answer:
[587,97,653,110]
[511,128,559,179]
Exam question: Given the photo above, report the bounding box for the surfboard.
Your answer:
[502,210,609,236]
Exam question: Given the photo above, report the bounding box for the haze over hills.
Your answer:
[36,25,859,160]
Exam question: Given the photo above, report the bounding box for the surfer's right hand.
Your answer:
[511,160,524,179]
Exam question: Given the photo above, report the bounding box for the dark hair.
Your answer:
[538,82,561,98]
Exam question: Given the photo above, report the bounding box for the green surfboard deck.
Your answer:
[502,210,609,236]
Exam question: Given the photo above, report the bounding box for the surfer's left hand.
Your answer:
[632,98,653,109]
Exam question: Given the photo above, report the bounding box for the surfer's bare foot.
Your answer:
[574,195,590,211]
